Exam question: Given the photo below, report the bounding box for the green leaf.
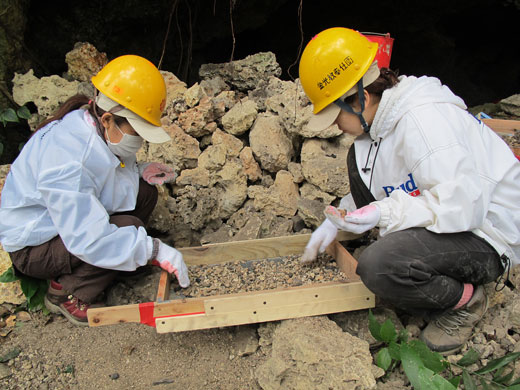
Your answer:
[457,348,480,366]
[400,344,457,390]
[380,319,398,343]
[463,369,478,390]
[17,105,31,120]
[388,340,401,361]
[398,327,409,343]
[447,376,461,388]
[0,266,19,282]
[376,347,392,371]
[409,339,448,374]
[506,384,520,390]
[475,352,520,375]
[368,309,383,341]
[493,369,513,384]
[0,347,21,363]
[1,108,19,123]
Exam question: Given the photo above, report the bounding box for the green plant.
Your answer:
[369,309,520,389]
[0,266,49,313]
[0,105,31,158]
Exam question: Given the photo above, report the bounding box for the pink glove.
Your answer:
[324,204,381,234]
[150,240,190,288]
[140,162,177,185]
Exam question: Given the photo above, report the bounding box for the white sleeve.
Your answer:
[375,142,490,236]
[38,162,150,271]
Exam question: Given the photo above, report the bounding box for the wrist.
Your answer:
[147,237,161,261]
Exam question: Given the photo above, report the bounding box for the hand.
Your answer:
[324,204,380,234]
[140,162,177,185]
[301,219,338,264]
[151,241,190,288]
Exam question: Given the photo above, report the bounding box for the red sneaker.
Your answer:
[44,281,104,326]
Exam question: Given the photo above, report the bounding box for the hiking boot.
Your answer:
[419,285,488,355]
[44,281,104,327]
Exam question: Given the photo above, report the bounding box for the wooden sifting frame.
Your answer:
[87,231,375,332]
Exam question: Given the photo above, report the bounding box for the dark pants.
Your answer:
[347,145,504,315]
[9,179,158,302]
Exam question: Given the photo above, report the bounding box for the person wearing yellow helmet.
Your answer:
[0,55,190,326]
[299,27,520,354]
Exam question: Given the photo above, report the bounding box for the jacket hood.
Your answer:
[370,75,467,139]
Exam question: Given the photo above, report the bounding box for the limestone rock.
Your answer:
[0,164,10,203]
[0,247,25,305]
[297,197,327,229]
[249,114,293,172]
[142,123,200,172]
[177,96,223,138]
[199,52,282,92]
[12,69,80,118]
[287,162,304,184]
[255,316,383,390]
[211,129,243,158]
[232,326,259,357]
[239,147,262,182]
[65,42,108,82]
[200,76,229,97]
[500,94,520,117]
[301,134,354,197]
[248,171,299,218]
[161,70,188,107]
[184,82,205,108]
[221,99,258,136]
[299,182,336,205]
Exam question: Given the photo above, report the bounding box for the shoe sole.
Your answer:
[44,296,89,327]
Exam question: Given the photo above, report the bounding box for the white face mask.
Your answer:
[105,122,143,159]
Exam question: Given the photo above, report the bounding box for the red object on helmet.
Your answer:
[362,32,394,68]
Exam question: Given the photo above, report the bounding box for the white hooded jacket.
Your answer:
[354,75,520,264]
[0,109,152,271]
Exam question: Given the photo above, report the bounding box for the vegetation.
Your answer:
[369,310,520,389]
[0,266,48,313]
[0,105,31,158]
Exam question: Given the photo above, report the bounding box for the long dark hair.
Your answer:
[34,93,129,133]
[345,67,400,105]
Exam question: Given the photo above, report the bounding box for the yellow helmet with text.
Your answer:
[299,27,378,114]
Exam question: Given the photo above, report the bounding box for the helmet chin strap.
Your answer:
[333,78,371,133]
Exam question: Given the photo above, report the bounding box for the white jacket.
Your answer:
[354,76,520,264]
[0,109,151,271]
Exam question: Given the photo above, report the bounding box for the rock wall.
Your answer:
[8,44,355,248]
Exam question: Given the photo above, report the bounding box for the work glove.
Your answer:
[138,162,177,185]
[148,239,190,288]
[324,203,381,234]
[301,219,338,264]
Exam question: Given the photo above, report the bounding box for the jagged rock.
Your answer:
[161,70,188,104]
[211,129,243,157]
[232,326,259,357]
[214,158,248,219]
[301,134,354,197]
[184,82,205,108]
[64,42,108,82]
[0,246,25,305]
[200,224,234,245]
[200,76,229,97]
[0,164,10,203]
[139,123,201,172]
[199,52,282,92]
[221,98,258,136]
[255,316,383,390]
[239,147,262,182]
[248,170,299,218]
[299,182,336,205]
[232,214,263,241]
[249,113,294,172]
[177,96,223,138]
[297,197,327,229]
[500,94,520,117]
[172,185,221,231]
[287,162,304,184]
[12,69,80,119]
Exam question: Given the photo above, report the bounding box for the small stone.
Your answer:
[109,373,119,380]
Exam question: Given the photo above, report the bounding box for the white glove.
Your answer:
[149,239,190,288]
[138,162,177,185]
[324,204,381,234]
[301,219,338,264]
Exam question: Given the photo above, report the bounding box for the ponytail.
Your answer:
[35,94,100,131]
[344,67,400,105]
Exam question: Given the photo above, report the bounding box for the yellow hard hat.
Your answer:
[92,55,166,127]
[299,27,378,114]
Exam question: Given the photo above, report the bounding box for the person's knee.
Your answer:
[356,244,389,292]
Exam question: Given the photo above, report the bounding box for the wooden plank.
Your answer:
[155,281,374,333]
[327,240,360,280]
[87,298,206,327]
[179,231,357,265]
[156,271,171,302]
[482,118,520,136]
